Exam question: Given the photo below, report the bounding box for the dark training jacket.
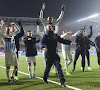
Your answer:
[24,36,39,57]
[40,31,71,59]
[75,33,95,52]
[95,36,100,48]
[14,26,24,51]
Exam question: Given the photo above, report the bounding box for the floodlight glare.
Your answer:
[77,13,100,22]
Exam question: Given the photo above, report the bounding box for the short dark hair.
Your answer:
[98,31,100,33]
[63,30,67,33]
[28,31,32,32]
[6,25,10,27]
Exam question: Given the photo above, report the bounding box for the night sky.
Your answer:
[0,0,100,25]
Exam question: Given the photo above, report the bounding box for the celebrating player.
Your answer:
[40,24,73,87]
[23,31,39,78]
[0,20,20,84]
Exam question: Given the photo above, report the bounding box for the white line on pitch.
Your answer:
[0,66,82,90]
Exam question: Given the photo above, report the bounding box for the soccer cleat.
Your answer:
[14,76,19,80]
[8,80,11,84]
[72,69,75,72]
[54,73,58,77]
[32,73,36,78]
[43,80,48,84]
[43,78,48,84]
[11,76,16,82]
[29,74,32,78]
[66,72,71,75]
[88,67,92,70]
[82,68,85,72]
[61,82,66,87]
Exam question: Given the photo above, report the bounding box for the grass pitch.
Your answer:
[0,53,100,90]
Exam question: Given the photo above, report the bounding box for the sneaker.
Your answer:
[72,69,75,72]
[88,67,92,70]
[11,76,16,82]
[14,76,19,80]
[81,67,83,70]
[43,78,48,84]
[8,80,11,84]
[32,73,36,78]
[66,72,71,75]
[54,73,58,77]
[99,66,100,69]
[29,74,32,78]
[61,82,66,87]
[82,68,85,72]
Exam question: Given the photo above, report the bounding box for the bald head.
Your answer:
[46,24,53,31]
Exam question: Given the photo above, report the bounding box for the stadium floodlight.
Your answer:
[77,13,100,22]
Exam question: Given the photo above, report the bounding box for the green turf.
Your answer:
[0,53,100,90]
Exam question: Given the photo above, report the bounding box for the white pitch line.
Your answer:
[0,66,82,90]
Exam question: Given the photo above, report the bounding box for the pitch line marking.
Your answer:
[0,66,82,90]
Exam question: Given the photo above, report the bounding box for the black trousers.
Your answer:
[43,55,65,83]
[96,50,100,65]
[85,49,90,67]
[73,48,85,69]
[15,50,19,76]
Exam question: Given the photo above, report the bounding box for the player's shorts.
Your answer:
[62,49,73,61]
[5,52,18,66]
[26,56,36,63]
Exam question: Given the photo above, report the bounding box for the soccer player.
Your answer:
[39,3,64,33]
[95,31,100,69]
[37,19,59,76]
[72,29,95,72]
[23,31,39,78]
[81,26,93,70]
[10,21,24,80]
[0,20,20,84]
[61,30,80,75]
[40,24,72,87]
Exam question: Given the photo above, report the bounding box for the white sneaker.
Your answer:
[99,66,100,69]
[81,67,83,70]
[88,67,92,70]
[66,72,71,75]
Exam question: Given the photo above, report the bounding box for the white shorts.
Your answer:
[5,52,18,66]
[26,56,36,63]
[62,49,73,61]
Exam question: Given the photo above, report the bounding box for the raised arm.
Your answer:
[16,21,24,38]
[39,3,47,26]
[57,35,71,45]
[0,20,7,39]
[87,25,93,38]
[71,30,81,37]
[54,24,59,34]
[0,20,4,30]
[37,22,44,37]
[23,37,28,44]
[10,22,20,36]
[53,5,65,25]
